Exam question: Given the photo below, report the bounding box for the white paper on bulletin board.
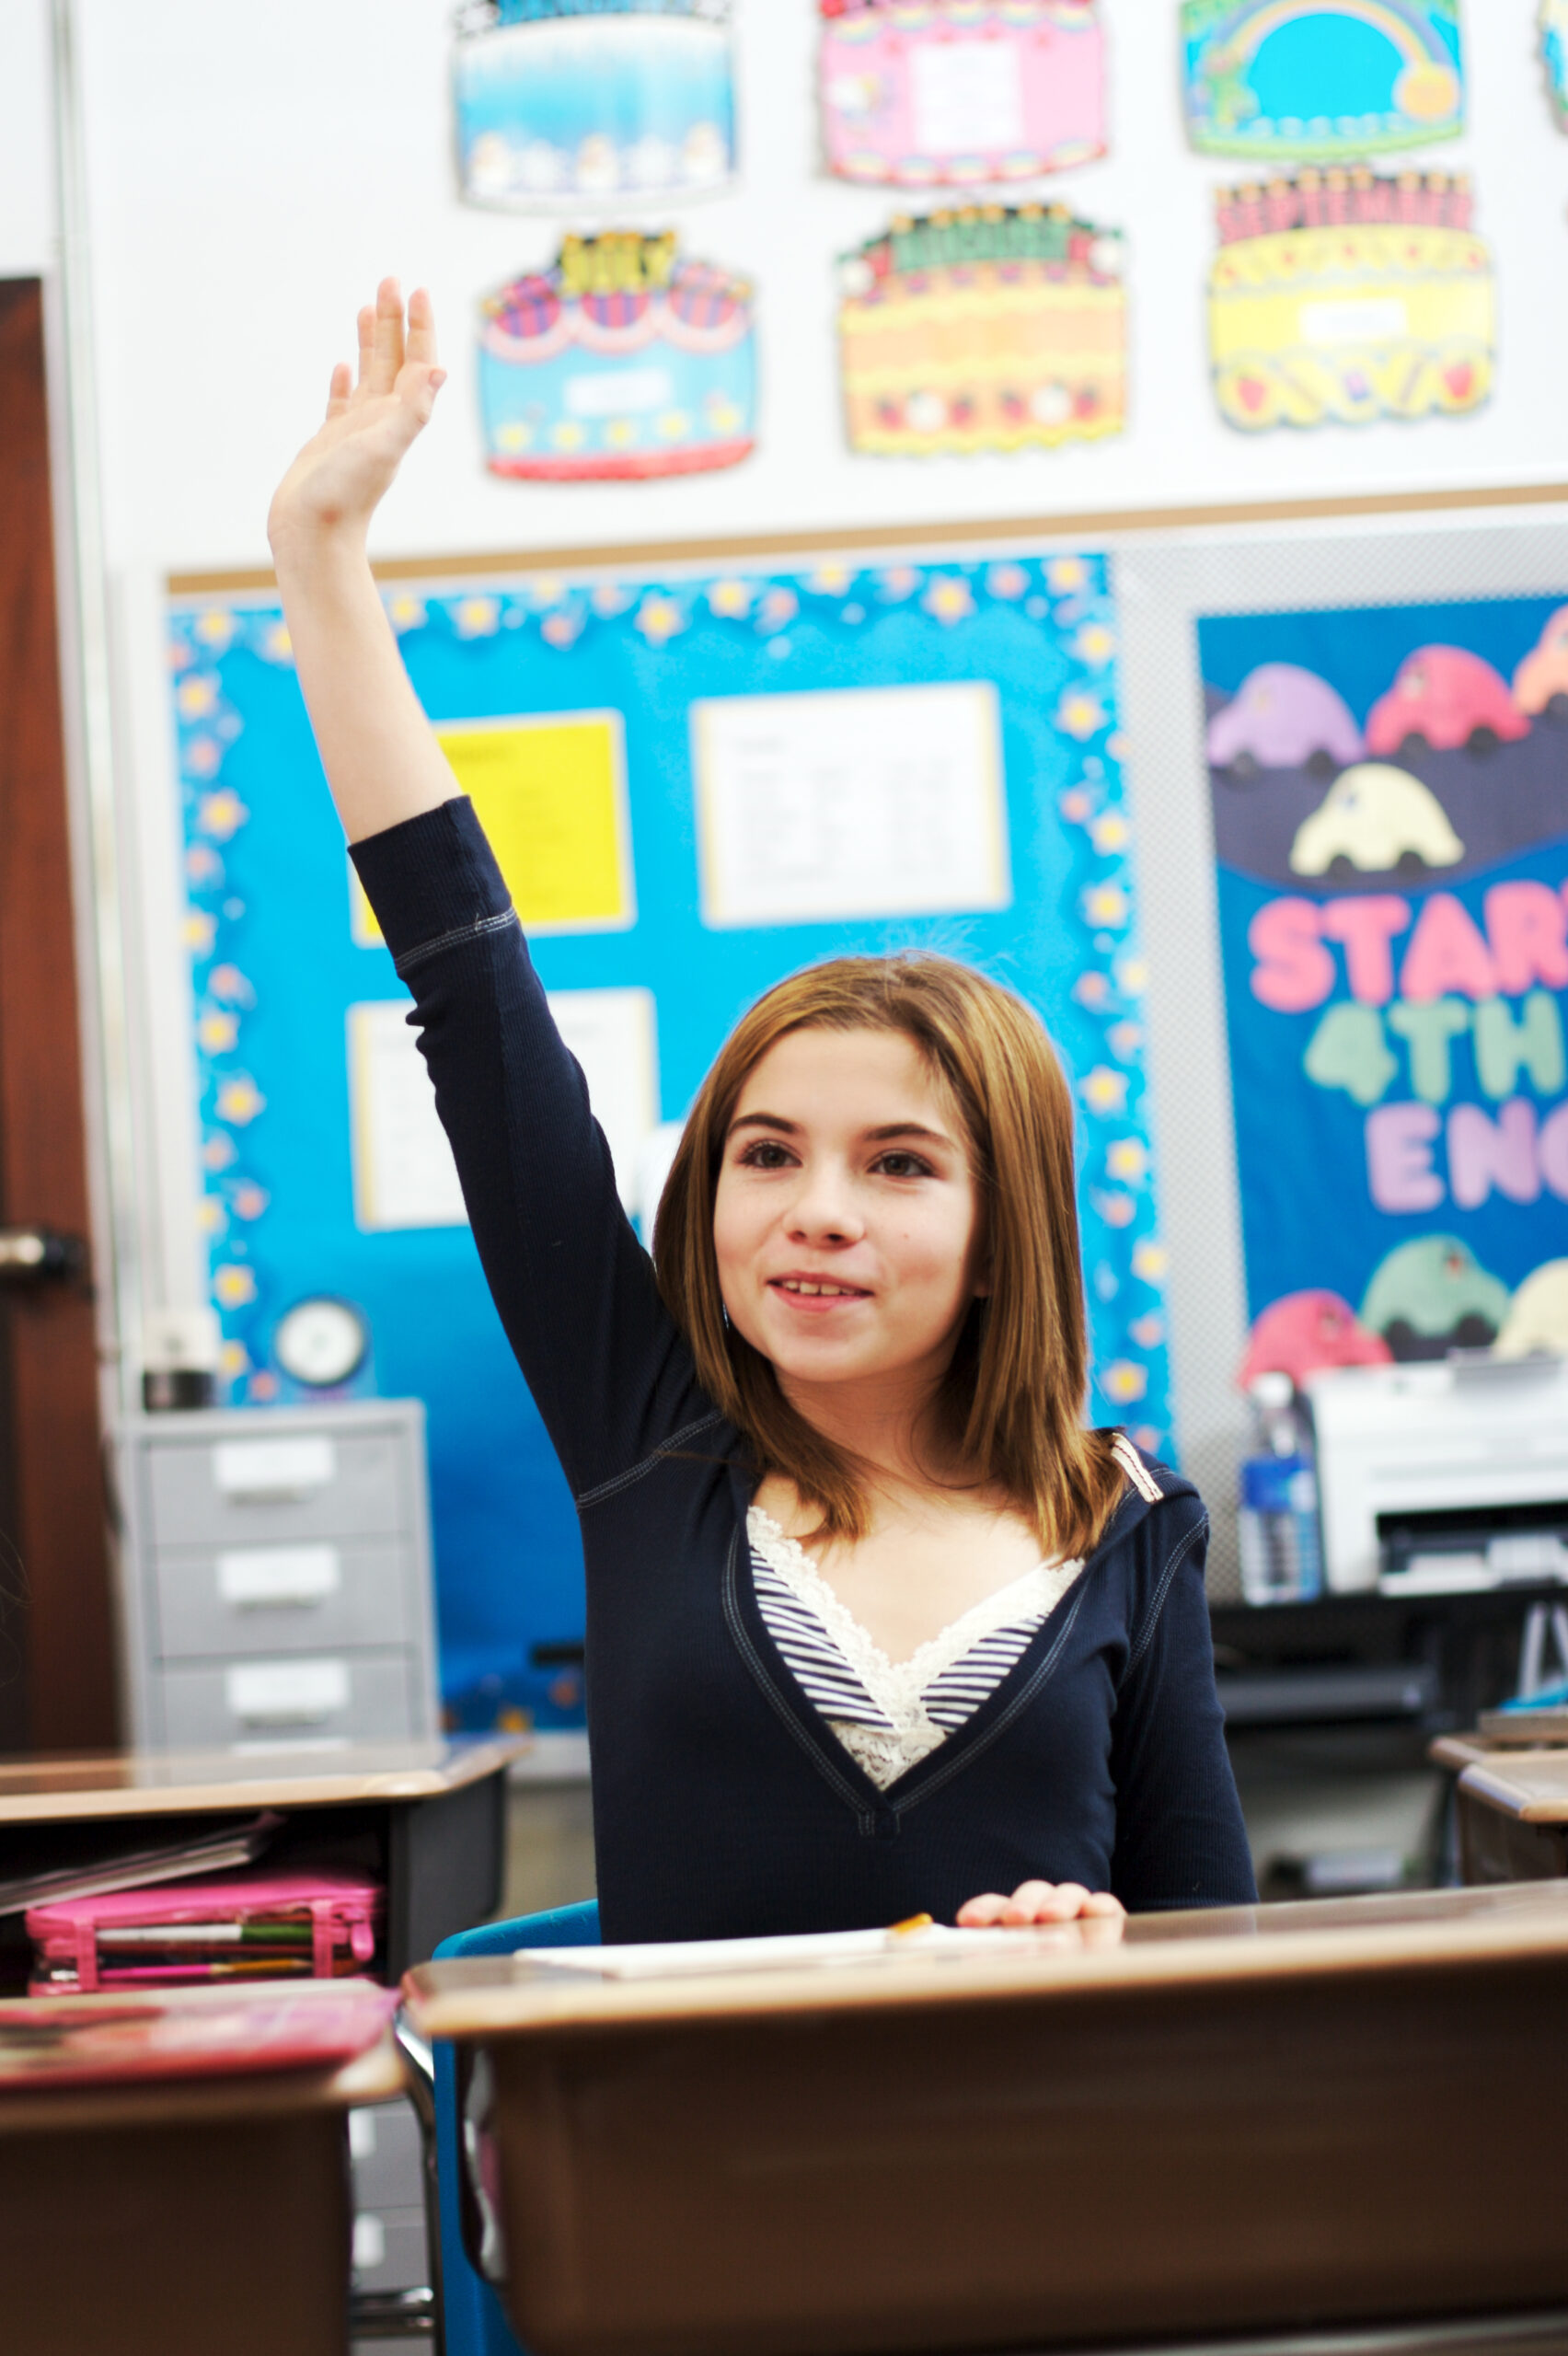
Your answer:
[691,680,1010,930]
[348,988,658,1232]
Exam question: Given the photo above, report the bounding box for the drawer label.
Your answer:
[212,1435,337,1500]
[225,1658,351,1724]
[216,1544,340,1608]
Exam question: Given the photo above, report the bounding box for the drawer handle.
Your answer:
[225,1658,350,1726]
[217,1544,340,1609]
[213,1435,337,1503]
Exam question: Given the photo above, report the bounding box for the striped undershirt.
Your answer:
[748,1437,1159,1791]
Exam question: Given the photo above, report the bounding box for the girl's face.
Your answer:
[712,1026,989,1408]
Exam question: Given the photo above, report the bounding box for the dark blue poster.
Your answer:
[1200,593,1568,1387]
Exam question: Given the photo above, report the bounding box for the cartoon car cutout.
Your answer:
[1237,1290,1391,1391]
[1365,645,1528,759]
[1493,1260,1568,1360]
[1361,1237,1512,1362]
[1206,664,1364,780]
[1511,606,1568,721]
[1290,763,1463,877]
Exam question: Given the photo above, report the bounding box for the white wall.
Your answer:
[72,0,1568,578]
[0,0,54,278]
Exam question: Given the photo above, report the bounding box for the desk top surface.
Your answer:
[403,1880,1568,2039]
[0,1980,404,2131]
[0,1736,529,1822]
[1454,1750,1568,1822]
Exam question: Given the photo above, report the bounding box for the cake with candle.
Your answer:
[837,204,1125,456]
[1182,0,1464,162]
[819,0,1105,187]
[478,230,755,480]
[1208,167,1493,432]
[453,0,735,208]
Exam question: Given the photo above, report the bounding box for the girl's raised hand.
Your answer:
[268,279,445,560]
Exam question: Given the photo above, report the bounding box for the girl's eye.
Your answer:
[873,1150,932,1179]
[738,1139,795,1170]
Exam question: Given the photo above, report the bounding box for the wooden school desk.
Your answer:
[0,1735,526,1989]
[405,1884,1568,2356]
[0,1978,404,2356]
[1431,1733,1568,1883]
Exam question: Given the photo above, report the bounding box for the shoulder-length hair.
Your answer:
[652,953,1125,1562]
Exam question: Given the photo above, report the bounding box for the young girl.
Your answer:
[269,283,1255,1942]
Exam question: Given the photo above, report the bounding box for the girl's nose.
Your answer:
[786,1162,863,1244]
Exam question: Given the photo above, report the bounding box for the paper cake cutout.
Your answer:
[478,230,755,479]
[837,205,1125,456]
[1182,1,1464,161]
[454,0,735,208]
[819,1,1105,187]
[1543,1,1568,122]
[1207,168,1493,432]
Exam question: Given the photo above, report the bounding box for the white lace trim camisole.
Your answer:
[746,1506,1087,1792]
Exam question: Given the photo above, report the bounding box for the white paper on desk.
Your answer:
[515,1925,1023,1979]
[348,987,657,1230]
[691,681,1010,930]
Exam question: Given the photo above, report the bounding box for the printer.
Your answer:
[1306,1355,1568,1596]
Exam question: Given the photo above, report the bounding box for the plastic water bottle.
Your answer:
[1237,1371,1324,1606]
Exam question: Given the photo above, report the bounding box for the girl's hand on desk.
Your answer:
[268,279,444,560]
[956,1880,1127,1930]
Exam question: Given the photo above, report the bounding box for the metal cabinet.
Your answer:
[112,1403,439,1749]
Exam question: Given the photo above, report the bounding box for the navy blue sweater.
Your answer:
[352,798,1257,1940]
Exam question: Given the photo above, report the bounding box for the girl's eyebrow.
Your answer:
[726,1112,955,1148]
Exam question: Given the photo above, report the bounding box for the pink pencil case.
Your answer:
[28,1871,382,1993]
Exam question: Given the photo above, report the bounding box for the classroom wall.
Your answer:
[72,1,1568,576]
[0,1,54,281]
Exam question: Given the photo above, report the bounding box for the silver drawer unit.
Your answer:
[146,1538,416,1659]
[113,1402,439,1749]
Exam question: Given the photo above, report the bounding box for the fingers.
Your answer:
[325,361,352,420]
[404,285,439,370]
[368,276,406,397]
[955,1882,1127,1927]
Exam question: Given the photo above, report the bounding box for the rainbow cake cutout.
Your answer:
[837,204,1125,456]
[479,232,755,479]
[1208,167,1493,432]
[1182,1,1464,161]
[819,1,1105,187]
[453,0,735,208]
[1543,1,1568,122]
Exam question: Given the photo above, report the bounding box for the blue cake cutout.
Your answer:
[1182,0,1464,161]
[454,0,735,208]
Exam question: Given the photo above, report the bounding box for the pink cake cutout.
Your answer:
[820,0,1105,188]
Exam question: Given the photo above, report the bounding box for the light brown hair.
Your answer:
[652,953,1125,1560]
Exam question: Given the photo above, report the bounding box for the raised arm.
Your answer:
[267,279,455,843]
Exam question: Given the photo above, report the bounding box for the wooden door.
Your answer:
[0,278,115,1753]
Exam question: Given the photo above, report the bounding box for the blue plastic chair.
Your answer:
[431,1900,602,2356]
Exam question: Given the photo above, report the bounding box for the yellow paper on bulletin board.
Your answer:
[351,709,634,942]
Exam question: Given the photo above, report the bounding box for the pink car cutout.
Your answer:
[1512,606,1568,720]
[1365,645,1528,760]
[1206,664,1364,780]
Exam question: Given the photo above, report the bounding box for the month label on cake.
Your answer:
[1207,167,1493,432]
[453,0,736,209]
[1182,0,1465,162]
[691,681,1011,929]
[820,0,1105,186]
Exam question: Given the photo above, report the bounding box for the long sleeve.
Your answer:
[1108,1510,1258,1911]
[349,796,711,1500]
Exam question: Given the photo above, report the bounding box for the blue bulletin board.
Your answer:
[168,551,1172,1731]
[1200,591,1568,1387]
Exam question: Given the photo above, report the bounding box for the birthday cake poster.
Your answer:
[1201,595,1568,1384]
[819,0,1106,188]
[452,0,735,208]
[1207,167,1493,433]
[1182,0,1465,162]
